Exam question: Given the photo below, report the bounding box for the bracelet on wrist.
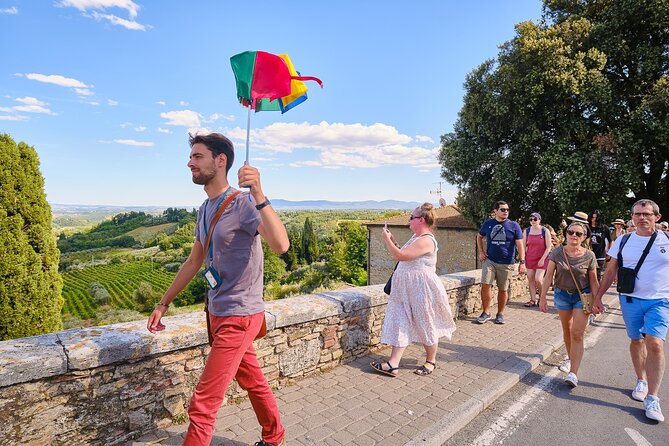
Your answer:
[156,303,169,308]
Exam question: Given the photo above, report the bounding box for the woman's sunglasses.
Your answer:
[566,230,584,237]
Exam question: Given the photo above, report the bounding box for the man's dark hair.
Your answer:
[493,201,508,210]
[189,132,235,174]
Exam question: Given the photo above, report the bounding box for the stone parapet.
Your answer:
[0,269,525,446]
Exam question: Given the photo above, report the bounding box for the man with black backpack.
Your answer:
[593,199,669,423]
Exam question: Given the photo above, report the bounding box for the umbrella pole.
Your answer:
[245,106,251,165]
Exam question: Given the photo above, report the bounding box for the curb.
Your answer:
[405,289,620,446]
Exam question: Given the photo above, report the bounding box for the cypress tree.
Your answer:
[0,134,63,340]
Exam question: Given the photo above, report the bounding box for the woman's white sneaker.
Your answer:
[558,358,571,373]
[632,379,648,402]
[565,372,578,388]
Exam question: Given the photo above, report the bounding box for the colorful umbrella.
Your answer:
[230,51,322,164]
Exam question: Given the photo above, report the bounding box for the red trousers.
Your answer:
[183,312,284,446]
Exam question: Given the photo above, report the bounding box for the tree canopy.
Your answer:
[440,0,669,224]
[0,134,63,340]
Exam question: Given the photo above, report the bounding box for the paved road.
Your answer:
[443,300,669,445]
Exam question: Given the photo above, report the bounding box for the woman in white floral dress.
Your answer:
[371,203,457,377]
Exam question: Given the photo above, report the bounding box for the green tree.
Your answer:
[0,134,63,340]
[133,281,161,312]
[440,0,669,224]
[263,241,287,284]
[325,221,368,285]
[88,282,111,306]
[301,217,319,264]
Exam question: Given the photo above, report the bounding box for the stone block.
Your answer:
[266,294,340,327]
[0,334,67,387]
[278,339,320,376]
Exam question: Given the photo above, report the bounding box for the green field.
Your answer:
[62,262,176,319]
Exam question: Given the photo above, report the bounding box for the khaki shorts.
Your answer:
[481,259,515,291]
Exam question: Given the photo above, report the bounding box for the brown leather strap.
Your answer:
[202,190,241,261]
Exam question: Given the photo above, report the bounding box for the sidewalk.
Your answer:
[127,287,619,446]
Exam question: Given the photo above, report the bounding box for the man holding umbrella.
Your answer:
[147,132,288,446]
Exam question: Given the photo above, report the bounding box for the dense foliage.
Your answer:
[440,0,669,224]
[0,134,63,340]
[57,208,196,252]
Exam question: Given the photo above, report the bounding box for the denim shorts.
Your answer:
[619,295,669,341]
[553,287,590,311]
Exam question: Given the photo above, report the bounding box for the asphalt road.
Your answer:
[443,303,669,446]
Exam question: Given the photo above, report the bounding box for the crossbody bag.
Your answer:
[563,248,593,314]
[201,190,267,346]
[616,231,661,294]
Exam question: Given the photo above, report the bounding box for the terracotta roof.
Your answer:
[364,204,476,229]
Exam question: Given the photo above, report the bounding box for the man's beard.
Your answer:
[191,167,216,185]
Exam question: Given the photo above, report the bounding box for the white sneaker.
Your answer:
[632,379,648,402]
[558,358,571,373]
[644,396,664,422]
[565,372,578,388]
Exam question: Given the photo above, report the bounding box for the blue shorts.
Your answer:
[553,287,590,311]
[619,295,669,341]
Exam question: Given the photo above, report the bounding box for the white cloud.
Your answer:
[1,6,18,14]
[415,135,435,143]
[160,109,201,127]
[134,126,146,132]
[16,97,46,106]
[107,99,118,106]
[156,127,171,134]
[74,87,94,96]
[2,96,56,116]
[57,0,140,18]
[120,122,133,128]
[56,1,147,30]
[90,11,146,30]
[179,100,189,106]
[114,139,154,147]
[156,101,166,106]
[228,121,441,170]
[0,115,28,121]
[24,73,88,88]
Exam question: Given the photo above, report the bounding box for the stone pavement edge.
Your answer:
[127,286,620,446]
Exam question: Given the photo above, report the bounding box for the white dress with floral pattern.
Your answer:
[380,234,457,347]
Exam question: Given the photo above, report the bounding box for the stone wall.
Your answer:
[366,226,480,285]
[0,269,525,446]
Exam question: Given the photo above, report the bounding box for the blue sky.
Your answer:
[1,1,543,207]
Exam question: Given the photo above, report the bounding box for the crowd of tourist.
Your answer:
[373,198,668,425]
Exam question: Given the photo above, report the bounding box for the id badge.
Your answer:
[202,267,222,289]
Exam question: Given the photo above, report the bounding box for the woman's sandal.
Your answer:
[414,360,436,376]
[524,300,538,307]
[370,361,399,377]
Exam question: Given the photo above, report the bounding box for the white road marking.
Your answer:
[470,309,616,446]
[470,367,561,446]
[624,427,653,446]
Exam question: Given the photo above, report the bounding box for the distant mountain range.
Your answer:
[51,199,421,213]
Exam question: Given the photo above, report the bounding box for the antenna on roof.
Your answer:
[430,181,446,206]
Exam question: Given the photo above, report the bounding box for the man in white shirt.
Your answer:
[593,199,669,423]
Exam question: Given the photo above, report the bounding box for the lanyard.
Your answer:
[202,187,232,263]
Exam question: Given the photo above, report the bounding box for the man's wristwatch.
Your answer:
[519,260,526,264]
[255,197,271,210]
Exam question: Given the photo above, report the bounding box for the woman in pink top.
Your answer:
[523,212,552,307]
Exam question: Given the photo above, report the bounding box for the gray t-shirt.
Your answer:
[195,189,264,316]
[548,245,597,292]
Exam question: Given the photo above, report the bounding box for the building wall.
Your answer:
[367,226,479,285]
[0,269,523,446]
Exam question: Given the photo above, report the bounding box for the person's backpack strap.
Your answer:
[617,233,632,267]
